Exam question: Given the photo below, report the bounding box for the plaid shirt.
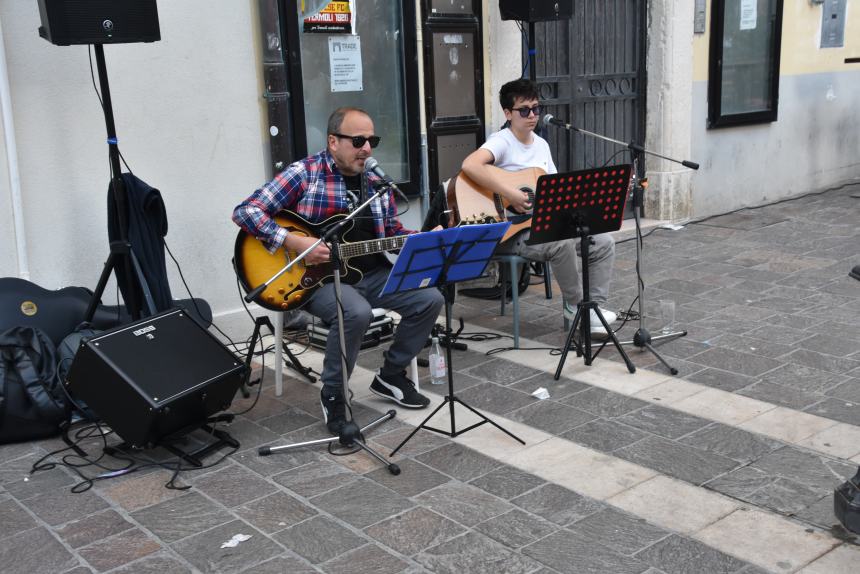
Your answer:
[232,150,410,252]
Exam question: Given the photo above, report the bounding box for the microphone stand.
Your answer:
[249,177,400,475]
[544,117,697,374]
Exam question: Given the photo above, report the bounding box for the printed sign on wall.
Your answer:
[329,35,362,92]
[304,1,353,34]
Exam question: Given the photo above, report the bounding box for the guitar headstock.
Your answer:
[461,213,500,225]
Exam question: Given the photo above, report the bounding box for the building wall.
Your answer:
[690,0,860,217]
[0,1,267,333]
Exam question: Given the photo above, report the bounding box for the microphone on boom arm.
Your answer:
[364,156,409,202]
[542,114,577,132]
[543,114,700,170]
[364,157,396,187]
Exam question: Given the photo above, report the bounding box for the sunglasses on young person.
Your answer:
[510,105,541,118]
[330,133,382,148]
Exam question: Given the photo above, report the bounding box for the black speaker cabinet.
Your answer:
[499,0,573,22]
[38,0,161,46]
[66,308,246,448]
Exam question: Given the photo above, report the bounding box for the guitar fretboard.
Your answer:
[337,235,408,260]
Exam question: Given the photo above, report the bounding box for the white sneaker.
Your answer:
[588,310,614,337]
[563,303,617,338]
[596,308,618,324]
[563,303,617,325]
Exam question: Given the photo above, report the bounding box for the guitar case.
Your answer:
[0,277,212,347]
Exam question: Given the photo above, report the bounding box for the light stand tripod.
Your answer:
[251,181,399,474]
[525,168,636,377]
[387,223,524,456]
[542,115,698,374]
[84,45,154,323]
[554,222,636,378]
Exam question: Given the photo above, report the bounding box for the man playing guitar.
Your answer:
[233,107,443,435]
[460,79,618,335]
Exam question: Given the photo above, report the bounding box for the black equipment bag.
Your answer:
[0,326,68,444]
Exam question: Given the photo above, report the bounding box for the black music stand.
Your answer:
[388,222,525,456]
[526,167,637,377]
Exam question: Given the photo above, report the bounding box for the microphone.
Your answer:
[364,157,395,186]
[542,114,575,131]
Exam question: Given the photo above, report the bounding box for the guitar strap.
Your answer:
[359,172,368,205]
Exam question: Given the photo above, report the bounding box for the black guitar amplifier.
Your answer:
[66,308,245,448]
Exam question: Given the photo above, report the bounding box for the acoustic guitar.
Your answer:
[446,165,545,243]
[234,211,409,311]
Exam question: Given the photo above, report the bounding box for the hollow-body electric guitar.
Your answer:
[446,165,546,243]
[234,211,408,311]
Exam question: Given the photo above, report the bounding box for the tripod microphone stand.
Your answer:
[542,115,698,374]
[619,152,689,375]
[250,181,399,474]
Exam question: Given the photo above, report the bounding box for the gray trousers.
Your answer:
[498,232,615,305]
[305,266,444,392]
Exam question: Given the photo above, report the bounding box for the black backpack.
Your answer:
[0,326,68,444]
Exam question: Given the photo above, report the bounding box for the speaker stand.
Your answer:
[84,44,152,323]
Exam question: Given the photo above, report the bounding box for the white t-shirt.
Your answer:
[480,128,557,174]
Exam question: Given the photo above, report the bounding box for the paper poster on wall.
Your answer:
[329,36,362,92]
[304,1,354,34]
[739,0,757,30]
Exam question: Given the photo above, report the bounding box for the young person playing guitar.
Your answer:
[233,107,443,435]
[460,79,618,335]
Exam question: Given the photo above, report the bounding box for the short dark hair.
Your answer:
[327,107,370,135]
[499,79,539,111]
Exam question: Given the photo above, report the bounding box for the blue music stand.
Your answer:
[386,222,525,456]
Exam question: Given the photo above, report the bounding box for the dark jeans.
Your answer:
[304,266,444,392]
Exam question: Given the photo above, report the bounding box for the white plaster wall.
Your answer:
[690,70,860,217]
[485,8,520,134]
[0,93,16,278]
[0,2,267,330]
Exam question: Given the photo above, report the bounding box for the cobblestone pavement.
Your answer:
[1,186,858,573]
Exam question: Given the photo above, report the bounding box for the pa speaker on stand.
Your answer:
[499,0,572,22]
[37,0,160,45]
[499,0,572,83]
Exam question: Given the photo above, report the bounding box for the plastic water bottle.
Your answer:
[429,336,446,385]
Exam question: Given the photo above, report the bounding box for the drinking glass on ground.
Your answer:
[660,299,675,334]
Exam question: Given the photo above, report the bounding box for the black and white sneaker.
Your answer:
[320,388,347,435]
[370,370,430,408]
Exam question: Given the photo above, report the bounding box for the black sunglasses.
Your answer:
[331,133,381,148]
[511,105,541,118]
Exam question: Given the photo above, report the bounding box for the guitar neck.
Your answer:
[337,234,408,260]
